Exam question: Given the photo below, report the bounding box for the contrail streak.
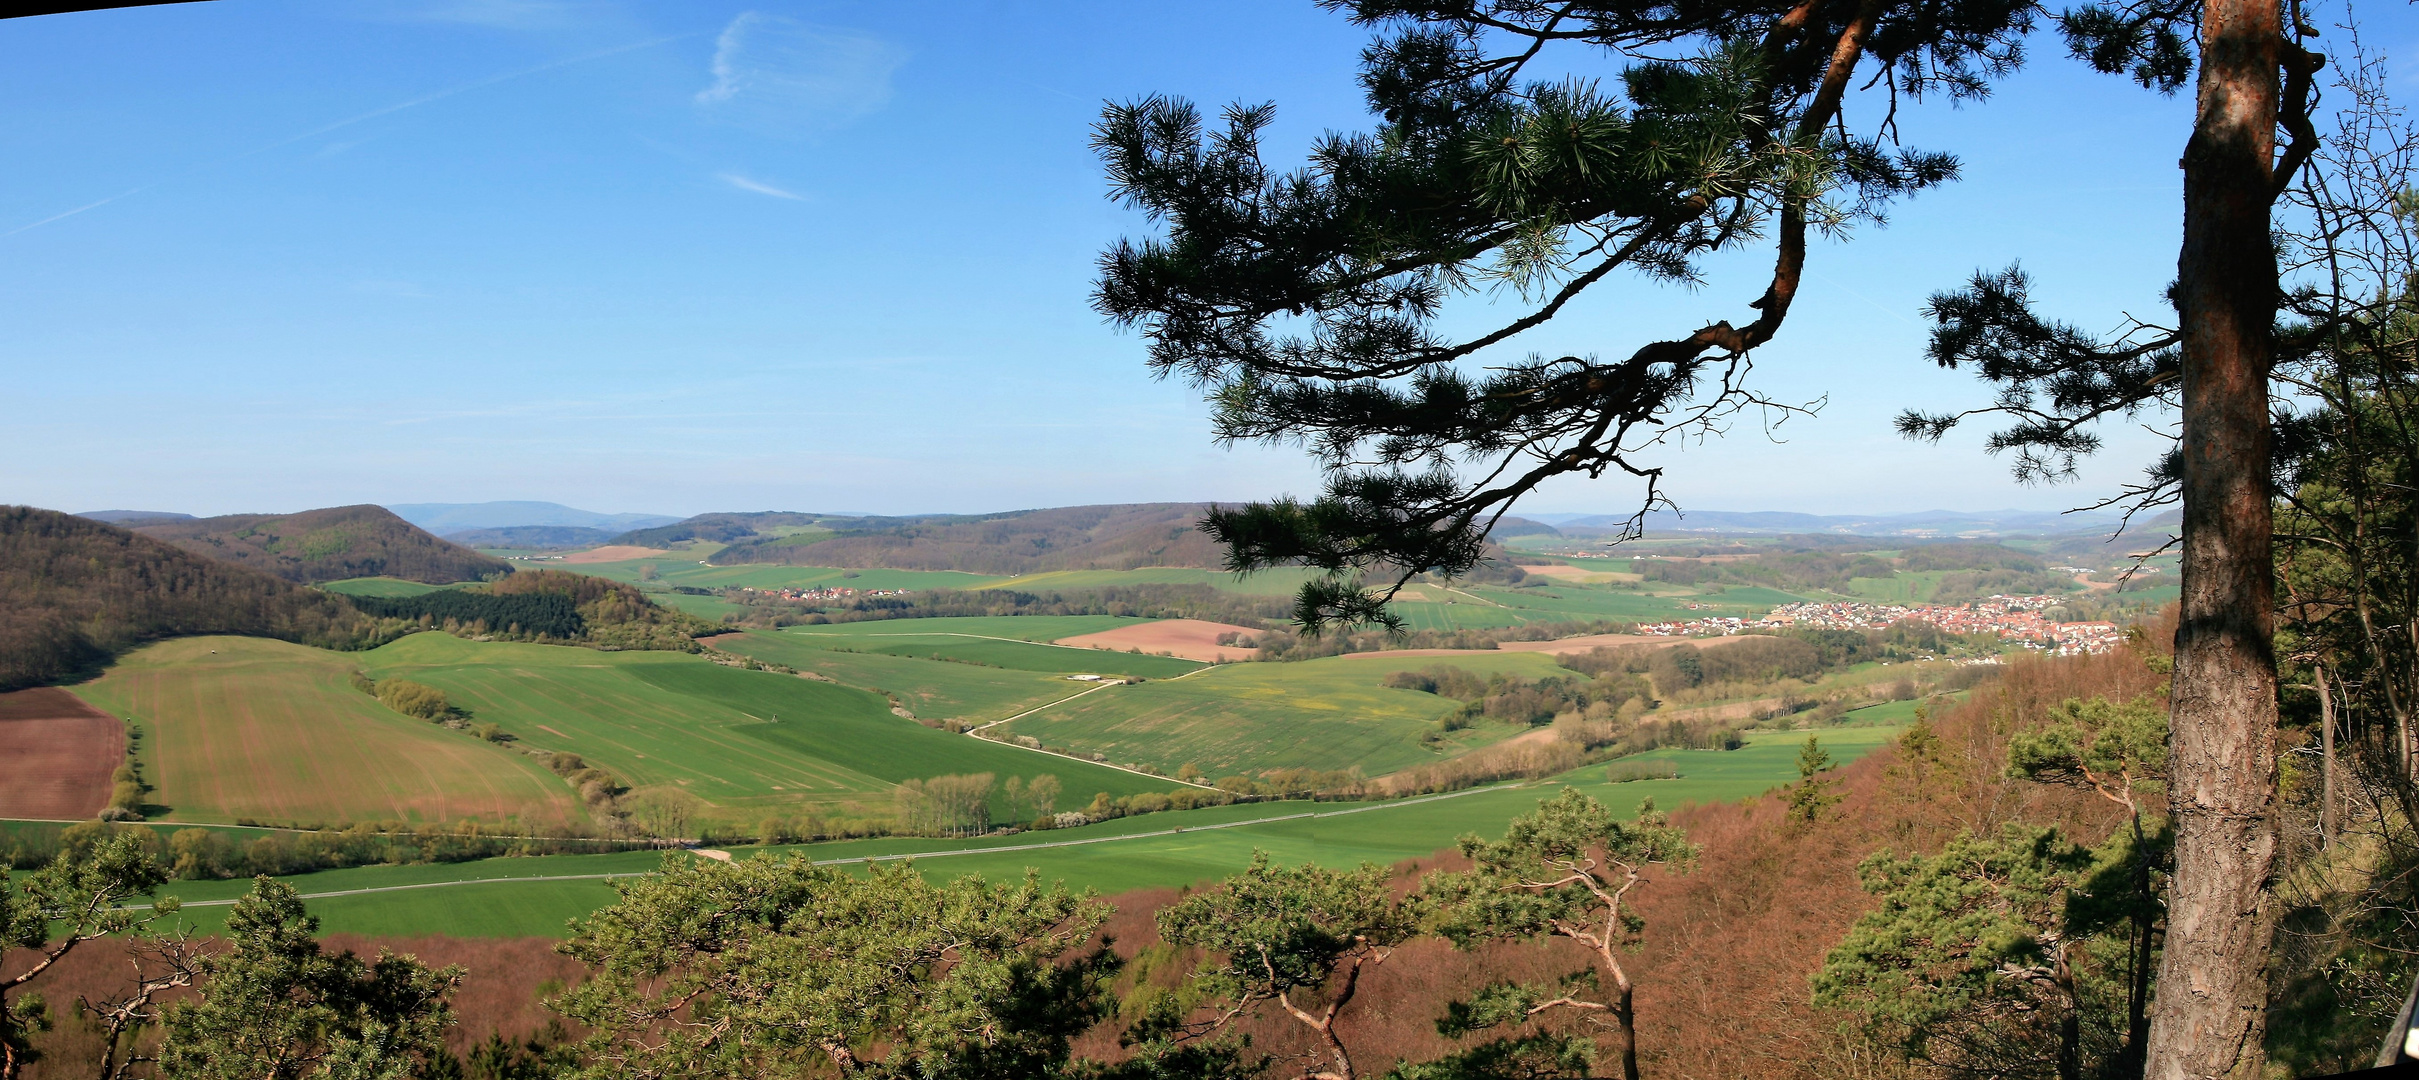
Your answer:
[1,31,696,240]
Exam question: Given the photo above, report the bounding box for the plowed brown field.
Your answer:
[1054,618,1261,662]
[0,687,123,820]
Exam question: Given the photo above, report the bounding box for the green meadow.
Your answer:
[704,630,1084,724]
[70,638,582,828]
[775,617,1206,679]
[984,567,1325,595]
[360,634,1173,825]
[319,577,455,598]
[992,651,1573,778]
[135,727,1900,938]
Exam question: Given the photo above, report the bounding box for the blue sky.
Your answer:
[4,0,2408,519]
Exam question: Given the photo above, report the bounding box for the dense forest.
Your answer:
[0,507,378,691]
[355,570,715,651]
[708,503,1227,574]
[126,505,510,585]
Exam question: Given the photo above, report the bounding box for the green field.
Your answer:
[362,634,1175,818]
[558,558,1005,593]
[706,630,1083,724]
[318,577,454,598]
[360,634,1172,824]
[131,727,1900,938]
[771,614,1160,642]
[993,651,1573,778]
[985,567,1325,596]
[776,617,1206,679]
[70,638,582,828]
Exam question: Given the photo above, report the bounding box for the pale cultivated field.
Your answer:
[561,545,672,564]
[1054,618,1263,662]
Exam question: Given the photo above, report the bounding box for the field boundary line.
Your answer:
[124,872,652,911]
[817,781,1529,867]
[116,782,1546,908]
[965,682,1119,733]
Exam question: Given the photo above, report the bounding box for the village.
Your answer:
[1638,594,2127,654]
[734,584,914,602]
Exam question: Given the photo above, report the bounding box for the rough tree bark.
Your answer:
[2149,0,2283,1071]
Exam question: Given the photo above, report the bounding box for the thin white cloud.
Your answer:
[717,173,805,200]
[696,12,906,134]
[2,32,692,241]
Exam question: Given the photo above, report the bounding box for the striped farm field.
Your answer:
[318,577,456,598]
[992,651,1573,779]
[982,567,1325,595]
[360,633,1173,827]
[130,727,1903,938]
[781,615,1155,642]
[70,638,581,828]
[776,618,1206,679]
[705,631,1081,725]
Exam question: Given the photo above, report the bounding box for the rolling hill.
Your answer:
[129,504,510,585]
[0,506,376,691]
[707,503,1227,574]
[387,501,683,532]
[440,525,618,549]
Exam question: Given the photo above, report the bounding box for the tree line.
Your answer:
[723,582,1295,630]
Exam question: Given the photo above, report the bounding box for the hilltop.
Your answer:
[0,506,375,691]
[129,505,510,585]
[696,503,1225,575]
[387,501,683,533]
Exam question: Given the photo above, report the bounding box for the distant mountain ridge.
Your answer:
[615,504,1228,575]
[129,505,510,585]
[388,501,683,532]
[1523,507,2166,538]
[441,525,619,550]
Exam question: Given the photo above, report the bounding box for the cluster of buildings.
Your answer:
[736,585,912,602]
[1638,594,2127,655]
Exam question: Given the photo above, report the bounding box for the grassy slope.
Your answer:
[983,567,1324,595]
[780,615,1161,642]
[707,630,1079,724]
[142,727,1899,937]
[69,638,580,828]
[778,618,1206,679]
[557,559,1004,593]
[361,634,1171,823]
[318,577,449,598]
[994,652,1574,778]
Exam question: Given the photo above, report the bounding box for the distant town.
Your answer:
[1640,594,2126,655]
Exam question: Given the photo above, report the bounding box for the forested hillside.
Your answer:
[349,569,715,651]
[711,503,1224,574]
[0,506,376,691]
[131,504,510,585]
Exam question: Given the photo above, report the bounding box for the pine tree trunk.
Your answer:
[2148,0,2282,1073]
[1615,982,1640,1080]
